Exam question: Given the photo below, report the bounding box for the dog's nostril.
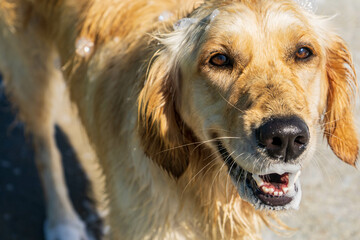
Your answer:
[272,137,282,146]
[256,116,310,161]
[294,136,307,146]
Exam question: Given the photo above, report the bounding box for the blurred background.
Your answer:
[0,0,359,239]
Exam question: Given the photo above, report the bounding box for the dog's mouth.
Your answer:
[249,172,300,207]
[216,140,302,210]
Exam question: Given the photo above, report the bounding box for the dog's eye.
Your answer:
[295,47,313,60]
[210,54,230,66]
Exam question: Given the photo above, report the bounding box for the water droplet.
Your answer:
[1,160,10,168]
[82,152,93,160]
[82,200,92,209]
[0,81,5,100]
[54,57,61,69]
[13,168,22,176]
[86,213,99,223]
[293,0,317,13]
[158,11,173,22]
[113,37,120,43]
[5,184,14,192]
[209,9,220,22]
[76,37,94,57]
[3,213,11,221]
[173,18,198,31]
[103,225,111,235]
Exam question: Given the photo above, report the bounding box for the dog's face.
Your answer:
[140,0,358,211]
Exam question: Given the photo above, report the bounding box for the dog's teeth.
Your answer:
[287,170,302,189]
[261,186,269,193]
[293,170,301,183]
[282,187,289,193]
[252,174,264,187]
[278,191,283,196]
[268,188,274,194]
[274,191,279,196]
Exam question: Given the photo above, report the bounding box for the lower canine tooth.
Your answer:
[283,187,289,193]
[252,174,264,187]
[293,170,301,183]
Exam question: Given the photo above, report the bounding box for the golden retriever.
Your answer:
[0,0,358,239]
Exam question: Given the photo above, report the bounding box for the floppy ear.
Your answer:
[138,51,192,178]
[323,35,359,166]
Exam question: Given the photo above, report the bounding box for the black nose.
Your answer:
[256,116,310,162]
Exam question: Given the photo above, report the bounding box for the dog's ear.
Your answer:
[323,35,359,166]
[138,51,191,178]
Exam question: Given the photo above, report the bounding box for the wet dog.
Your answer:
[0,0,358,239]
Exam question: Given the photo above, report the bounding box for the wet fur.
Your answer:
[0,0,358,239]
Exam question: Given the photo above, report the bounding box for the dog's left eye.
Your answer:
[295,47,313,60]
[210,54,230,66]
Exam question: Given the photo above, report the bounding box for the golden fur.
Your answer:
[0,0,358,239]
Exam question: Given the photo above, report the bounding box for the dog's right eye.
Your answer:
[209,54,230,66]
[295,47,313,61]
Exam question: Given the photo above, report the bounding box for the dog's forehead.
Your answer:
[207,2,311,39]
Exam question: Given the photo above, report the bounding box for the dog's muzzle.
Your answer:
[215,116,308,210]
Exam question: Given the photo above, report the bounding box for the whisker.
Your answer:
[198,128,234,134]
[218,91,245,114]
[311,147,343,183]
[236,153,251,188]
[225,153,244,201]
[155,136,244,155]
[320,117,348,127]
[210,150,236,195]
[181,151,220,196]
[322,130,353,147]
